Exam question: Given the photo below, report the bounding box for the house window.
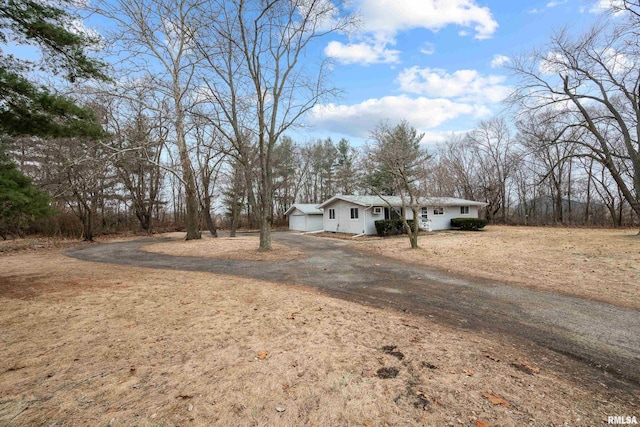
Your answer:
[329,209,336,220]
[421,207,429,219]
[460,206,469,215]
[373,206,382,215]
[433,206,444,215]
[350,208,359,219]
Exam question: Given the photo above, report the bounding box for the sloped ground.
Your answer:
[0,236,638,426]
[355,226,640,310]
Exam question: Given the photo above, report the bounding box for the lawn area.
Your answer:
[1,234,638,426]
[354,226,640,310]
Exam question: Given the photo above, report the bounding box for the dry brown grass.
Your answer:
[142,232,306,262]
[352,226,640,310]
[0,247,637,426]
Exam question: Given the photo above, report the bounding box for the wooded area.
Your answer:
[1,0,639,241]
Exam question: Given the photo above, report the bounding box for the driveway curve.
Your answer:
[67,232,640,387]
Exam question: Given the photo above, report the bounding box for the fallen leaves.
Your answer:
[511,361,539,375]
[482,391,510,408]
[484,353,500,362]
[477,420,491,427]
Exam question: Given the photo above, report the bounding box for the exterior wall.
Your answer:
[307,215,324,231]
[424,205,479,230]
[289,214,306,231]
[323,200,366,234]
[288,208,323,231]
[322,200,481,234]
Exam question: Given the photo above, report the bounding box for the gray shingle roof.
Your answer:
[317,195,486,208]
[284,204,323,215]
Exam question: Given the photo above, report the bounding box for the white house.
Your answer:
[316,195,487,235]
[285,204,324,232]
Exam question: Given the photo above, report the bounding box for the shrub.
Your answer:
[374,219,416,237]
[450,217,487,231]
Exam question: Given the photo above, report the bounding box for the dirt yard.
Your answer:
[0,231,638,426]
[142,233,307,262]
[354,226,640,310]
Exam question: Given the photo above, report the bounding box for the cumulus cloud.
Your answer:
[588,0,625,14]
[308,95,492,138]
[539,51,569,75]
[491,54,511,68]
[546,0,568,7]
[324,0,498,66]
[397,67,512,103]
[354,0,498,40]
[324,37,401,65]
[420,42,436,56]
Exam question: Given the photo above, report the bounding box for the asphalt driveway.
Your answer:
[67,232,640,387]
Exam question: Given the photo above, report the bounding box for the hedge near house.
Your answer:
[450,218,487,231]
[375,219,416,237]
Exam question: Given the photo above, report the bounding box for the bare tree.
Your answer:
[365,121,430,249]
[434,133,480,200]
[100,89,167,233]
[192,0,355,250]
[517,111,581,224]
[192,116,226,237]
[97,0,203,239]
[465,117,519,223]
[509,21,640,233]
[40,137,114,241]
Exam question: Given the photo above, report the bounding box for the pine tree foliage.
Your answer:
[0,0,107,138]
[0,145,52,238]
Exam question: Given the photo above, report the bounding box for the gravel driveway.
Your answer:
[67,232,640,387]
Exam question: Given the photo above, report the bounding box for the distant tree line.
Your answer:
[2,0,639,240]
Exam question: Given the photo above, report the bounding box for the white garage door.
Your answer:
[289,215,306,231]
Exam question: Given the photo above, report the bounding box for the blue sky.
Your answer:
[301,0,615,146]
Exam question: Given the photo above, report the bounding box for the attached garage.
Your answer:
[285,204,324,232]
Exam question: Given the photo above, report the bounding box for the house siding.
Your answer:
[288,208,323,232]
[323,200,366,234]
[423,205,479,230]
[319,195,484,235]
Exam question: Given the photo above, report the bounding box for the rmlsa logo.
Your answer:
[608,416,638,425]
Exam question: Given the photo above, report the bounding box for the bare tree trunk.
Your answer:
[203,203,217,237]
[175,105,200,240]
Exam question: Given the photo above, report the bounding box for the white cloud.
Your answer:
[491,54,511,68]
[397,67,512,103]
[546,0,568,7]
[308,95,492,138]
[325,0,498,67]
[539,51,569,75]
[354,0,498,40]
[528,0,568,14]
[324,38,401,65]
[589,0,625,14]
[601,47,634,74]
[420,42,436,56]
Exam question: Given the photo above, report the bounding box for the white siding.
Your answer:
[288,208,324,231]
[323,200,366,234]
[423,205,479,230]
[321,199,481,234]
[289,214,306,231]
[307,215,324,231]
